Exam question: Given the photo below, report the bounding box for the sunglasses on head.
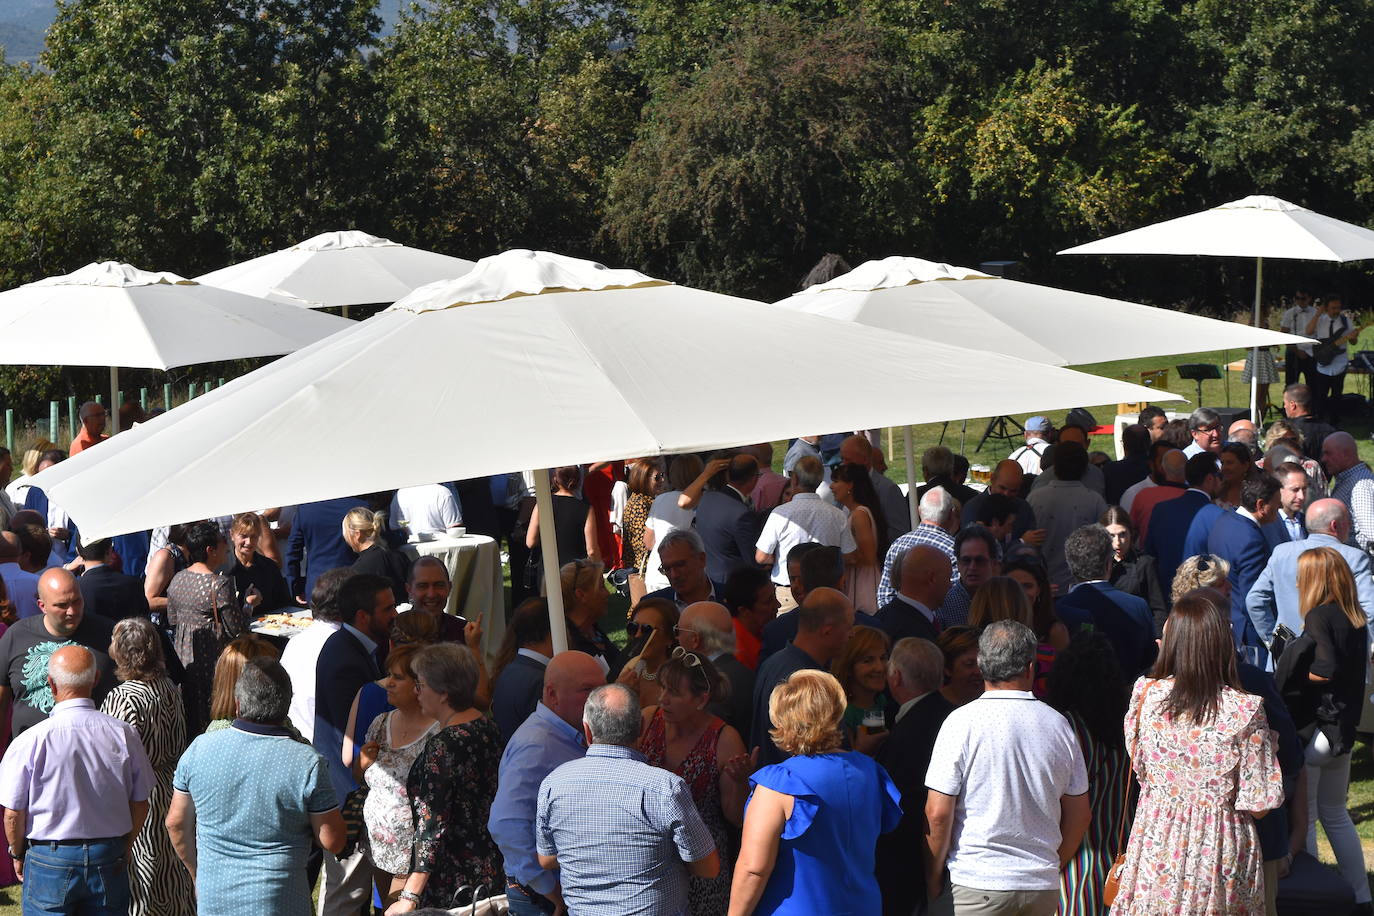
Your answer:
[671,646,703,668]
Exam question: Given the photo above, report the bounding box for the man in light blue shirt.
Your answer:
[537,685,718,916]
[489,652,603,915]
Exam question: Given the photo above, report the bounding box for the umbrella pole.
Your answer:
[904,425,918,526]
[109,367,121,434]
[534,468,570,654]
[1250,257,1263,423]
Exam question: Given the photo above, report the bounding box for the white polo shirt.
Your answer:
[391,484,463,536]
[925,689,1088,891]
[754,492,857,585]
[281,619,342,742]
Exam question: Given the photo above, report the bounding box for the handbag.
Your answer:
[1103,679,1157,905]
[448,884,510,916]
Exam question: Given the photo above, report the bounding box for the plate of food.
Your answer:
[251,608,314,638]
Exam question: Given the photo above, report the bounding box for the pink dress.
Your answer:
[843,506,879,615]
[1111,677,1284,916]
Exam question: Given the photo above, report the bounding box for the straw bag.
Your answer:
[447,884,509,916]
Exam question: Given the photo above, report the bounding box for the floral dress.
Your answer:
[406,717,503,907]
[641,709,731,916]
[1111,677,1284,916]
[362,711,439,876]
[167,569,245,736]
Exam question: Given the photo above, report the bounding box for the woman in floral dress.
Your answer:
[392,643,502,913]
[357,644,438,908]
[640,649,751,915]
[1111,591,1284,916]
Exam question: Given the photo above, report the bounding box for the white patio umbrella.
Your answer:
[0,261,354,431]
[1059,195,1374,422]
[195,230,477,312]
[35,250,1179,651]
[773,254,1308,517]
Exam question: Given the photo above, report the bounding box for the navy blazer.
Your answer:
[1207,510,1271,660]
[1056,582,1157,677]
[710,652,756,739]
[1261,513,1306,553]
[491,653,547,745]
[693,489,764,583]
[1143,490,1212,592]
[759,607,886,665]
[78,564,150,621]
[645,580,727,608]
[874,597,940,644]
[313,627,383,802]
[285,497,359,601]
[1182,503,1226,561]
[1103,454,1151,507]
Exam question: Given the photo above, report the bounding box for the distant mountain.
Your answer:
[0,0,413,65]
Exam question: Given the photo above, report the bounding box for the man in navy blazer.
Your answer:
[1055,525,1157,676]
[491,599,554,744]
[646,529,726,608]
[1144,453,1222,593]
[285,495,360,605]
[1207,475,1280,664]
[1247,499,1374,645]
[874,545,951,644]
[693,455,765,583]
[1260,462,1309,553]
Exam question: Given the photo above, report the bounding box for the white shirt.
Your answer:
[894,592,937,625]
[391,484,463,536]
[754,493,857,585]
[643,491,697,591]
[1281,303,1316,355]
[1314,311,1354,374]
[926,689,1089,891]
[1118,477,1156,514]
[281,619,342,742]
[1008,438,1049,476]
[895,691,932,724]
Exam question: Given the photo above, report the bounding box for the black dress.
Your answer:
[1279,602,1368,754]
[1111,550,1168,635]
[219,552,293,611]
[550,494,591,567]
[351,543,411,604]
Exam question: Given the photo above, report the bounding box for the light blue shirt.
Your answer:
[488,703,585,894]
[340,623,376,657]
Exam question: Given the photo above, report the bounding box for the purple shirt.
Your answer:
[0,697,153,840]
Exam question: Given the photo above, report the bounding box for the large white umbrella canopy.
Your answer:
[0,261,354,430]
[36,249,1179,649]
[1059,195,1374,419]
[773,255,1307,366]
[195,230,478,308]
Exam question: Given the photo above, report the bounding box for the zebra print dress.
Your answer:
[102,676,196,916]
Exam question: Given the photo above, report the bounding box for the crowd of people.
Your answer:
[0,374,1368,916]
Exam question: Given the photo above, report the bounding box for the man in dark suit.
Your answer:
[693,454,765,583]
[646,529,725,609]
[875,637,952,916]
[874,545,951,643]
[1261,461,1309,552]
[915,445,978,507]
[491,597,554,744]
[1283,383,1335,460]
[1144,452,1221,593]
[677,601,755,738]
[1056,525,1156,677]
[76,537,149,620]
[1208,475,1280,665]
[1103,423,1152,506]
[284,495,360,605]
[312,572,395,916]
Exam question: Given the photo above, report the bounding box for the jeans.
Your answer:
[505,879,555,915]
[23,839,129,916]
[1305,734,1370,903]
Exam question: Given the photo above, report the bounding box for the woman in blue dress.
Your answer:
[728,669,902,915]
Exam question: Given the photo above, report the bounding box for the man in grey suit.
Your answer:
[1246,498,1374,645]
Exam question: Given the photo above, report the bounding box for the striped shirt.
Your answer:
[1332,462,1374,553]
[878,524,957,608]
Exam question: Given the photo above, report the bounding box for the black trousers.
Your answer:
[1312,369,1347,425]
[1285,346,1315,387]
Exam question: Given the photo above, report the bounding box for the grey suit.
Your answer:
[1246,532,1374,644]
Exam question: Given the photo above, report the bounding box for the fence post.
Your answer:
[66,397,76,440]
[218,377,225,388]
[139,388,148,411]
[188,382,196,400]
[49,402,59,444]
[4,410,12,453]
[163,383,172,410]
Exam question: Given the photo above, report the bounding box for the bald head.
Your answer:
[1228,419,1256,439]
[543,651,606,729]
[37,567,83,638]
[48,644,97,699]
[0,531,19,562]
[1321,431,1359,475]
[679,601,734,656]
[898,545,953,608]
[989,460,1023,497]
[1306,498,1351,540]
[1160,449,1187,482]
[840,435,873,467]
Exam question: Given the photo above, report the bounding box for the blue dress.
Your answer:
[749,751,903,915]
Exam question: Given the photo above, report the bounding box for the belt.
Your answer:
[29,837,122,847]
[506,877,555,913]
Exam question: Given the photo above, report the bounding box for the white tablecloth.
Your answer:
[400,533,505,655]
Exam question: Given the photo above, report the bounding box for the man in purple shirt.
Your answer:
[0,644,154,915]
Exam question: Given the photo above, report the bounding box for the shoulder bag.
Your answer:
[1103,679,1157,905]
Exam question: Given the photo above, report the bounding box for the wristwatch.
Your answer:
[8,845,22,860]
[397,890,421,904]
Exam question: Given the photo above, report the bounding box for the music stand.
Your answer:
[1175,363,1222,405]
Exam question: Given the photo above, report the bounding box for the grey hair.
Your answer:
[1189,407,1220,430]
[659,527,705,556]
[917,487,955,525]
[888,637,944,694]
[413,643,479,711]
[1064,525,1113,582]
[977,620,1037,683]
[234,657,293,723]
[792,456,824,492]
[694,614,736,656]
[922,446,954,479]
[583,683,641,746]
[48,645,98,692]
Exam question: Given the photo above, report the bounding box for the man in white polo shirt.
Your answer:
[754,456,856,610]
[925,620,1090,915]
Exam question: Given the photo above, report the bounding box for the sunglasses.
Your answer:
[671,646,703,668]
[625,622,659,638]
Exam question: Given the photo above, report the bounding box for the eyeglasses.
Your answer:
[1193,423,1220,434]
[671,646,703,668]
[625,621,658,638]
[658,559,691,576]
[673,625,698,637]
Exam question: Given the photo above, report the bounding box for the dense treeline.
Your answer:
[2,0,1374,407]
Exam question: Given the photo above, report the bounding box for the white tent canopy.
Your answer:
[0,261,354,429]
[773,255,1307,366]
[195,230,478,308]
[1059,195,1374,419]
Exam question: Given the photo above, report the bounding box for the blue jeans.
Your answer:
[505,879,555,916]
[22,839,129,916]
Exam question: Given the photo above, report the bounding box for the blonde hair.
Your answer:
[210,636,280,721]
[559,559,604,610]
[1171,554,1230,605]
[21,440,56,478]
[968,577,1033,629]
[343,507,382,546]
[391,609,440,645]
[768,669,846,756]
[1298,547,1365,630]
[1264,419,1303,451]
[830,626,891,700]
